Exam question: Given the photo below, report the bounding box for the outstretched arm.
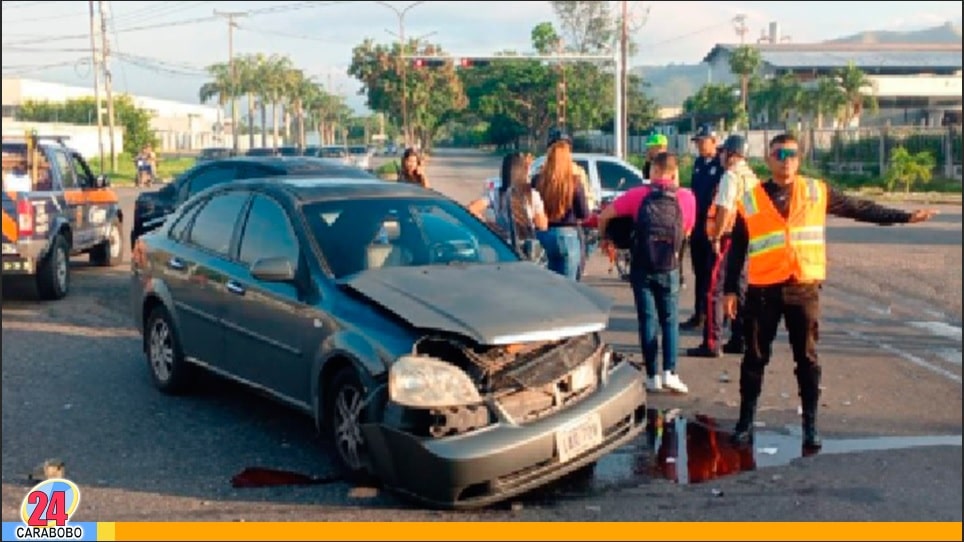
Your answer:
[827,186,937,225]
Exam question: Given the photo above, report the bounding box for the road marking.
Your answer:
[844,329,961,385]
[908,321,963,341]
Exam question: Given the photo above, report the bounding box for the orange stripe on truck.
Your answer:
[63,189,119,205]
[2,210,18,242]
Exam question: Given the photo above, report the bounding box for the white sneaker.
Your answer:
[646,375,662,391]
[662,371,689,394]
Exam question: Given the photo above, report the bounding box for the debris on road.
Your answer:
[29,458,65,482]
[758,447,778,455]
[711,488,724,497]
[230,467,342,488]
[718,372,731,383]
[348,486,378,499]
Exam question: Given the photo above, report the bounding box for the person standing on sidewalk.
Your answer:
[682,124,724,332]
[688,134,757,357]
[597,152,696,393]
[724,132,938,450]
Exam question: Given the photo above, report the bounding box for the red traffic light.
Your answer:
[459,58,472,68]
[413,58,425,68]
[457,58,490,69]
[412,57,444,68]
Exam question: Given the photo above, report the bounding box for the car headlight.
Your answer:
[388,355,482,409]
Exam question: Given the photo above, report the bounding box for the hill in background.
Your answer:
[635,22,962,107]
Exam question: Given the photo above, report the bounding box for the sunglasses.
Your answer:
[771,148,799,161]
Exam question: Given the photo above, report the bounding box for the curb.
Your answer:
[843,191,962,205]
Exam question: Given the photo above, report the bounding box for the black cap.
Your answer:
[547,126,572,148]
[691,123,718,141]
[720,134,748,156]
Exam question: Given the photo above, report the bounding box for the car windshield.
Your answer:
[319,147,347,158]
[303,196,519,279]
[348,146,368,155]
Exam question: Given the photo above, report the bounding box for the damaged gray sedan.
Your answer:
[130,177,647,509]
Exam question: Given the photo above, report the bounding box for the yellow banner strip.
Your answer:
[108,521,963,541]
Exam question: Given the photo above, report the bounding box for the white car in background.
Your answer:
[482,153,648,216]
[348,145,374,171]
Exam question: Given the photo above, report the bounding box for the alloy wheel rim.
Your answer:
[334,385,365,470]
[149,319,174,382]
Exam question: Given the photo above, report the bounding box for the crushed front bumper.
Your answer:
[361,361,646,509]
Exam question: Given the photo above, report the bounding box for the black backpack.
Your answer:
[633,186,684,273]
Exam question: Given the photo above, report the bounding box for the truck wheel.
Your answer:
[36,234,69,300]
[90,218,124,266]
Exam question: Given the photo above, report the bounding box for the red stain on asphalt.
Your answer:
[231,467,341,488]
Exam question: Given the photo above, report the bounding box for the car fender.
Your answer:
[137,278,181,339]
[310,330,392,429]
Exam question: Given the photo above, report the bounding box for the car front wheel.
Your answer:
[327,367,371,480]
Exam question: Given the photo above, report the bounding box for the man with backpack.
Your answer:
[597,152,696,393]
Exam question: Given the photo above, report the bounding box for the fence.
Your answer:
[578,126,964,181]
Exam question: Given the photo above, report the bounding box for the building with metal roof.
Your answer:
[700,42,962,127]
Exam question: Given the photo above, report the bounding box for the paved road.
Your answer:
[2,149,961,522]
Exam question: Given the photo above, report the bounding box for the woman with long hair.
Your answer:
[397,147,430,188]
[468,153,548,252]
[536,140,590,279]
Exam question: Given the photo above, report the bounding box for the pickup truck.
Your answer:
[2,135,124,300]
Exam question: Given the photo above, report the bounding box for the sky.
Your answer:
[2,0,961,114]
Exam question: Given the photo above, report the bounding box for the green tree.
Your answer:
[728,45,761,118]
[885,147,935,193]
[17,96,157,158]
[836,62,879,128]
[683,83,744,130]
[348,39,467,150]
[753,72,804,129]
[801,76,847,129]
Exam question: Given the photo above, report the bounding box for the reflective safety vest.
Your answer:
[736,177,828,286]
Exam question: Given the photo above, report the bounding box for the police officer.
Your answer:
[724,132,937,450]
[681,124,723,332]
[689,134,755,357]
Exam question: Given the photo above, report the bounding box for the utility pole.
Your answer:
[555,38,567,130]
[215,10,246,153]
[98,0,116,172]
[619,0,629,158]
[88,0,104,172]
[377,1,425,149]
[733,14,749,45]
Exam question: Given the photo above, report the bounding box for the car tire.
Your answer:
[90,218,125,267]
[327,367,373,482]
[36,234,69,301]
[145,304,192,394]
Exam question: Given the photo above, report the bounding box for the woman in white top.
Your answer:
[468,152,548,257]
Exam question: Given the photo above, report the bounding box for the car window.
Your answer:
[71,153,94,186]
[53,150,77,189]
[168,199,205,241]
[186,192,249,256]
[238,195,299,266]
[303,197,518,279]
[185,164,238,200]
[597,160,644,191]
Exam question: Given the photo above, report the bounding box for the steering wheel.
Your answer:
[429,241,478,264]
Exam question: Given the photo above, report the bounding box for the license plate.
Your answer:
[555,413,603,464]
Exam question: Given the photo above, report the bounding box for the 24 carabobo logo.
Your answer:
[17,478,84,540]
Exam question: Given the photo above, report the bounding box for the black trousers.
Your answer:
[689,234,712,318]
[739,283,822,411]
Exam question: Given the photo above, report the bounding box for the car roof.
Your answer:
[201,155,364,172]
[217,177,435,203]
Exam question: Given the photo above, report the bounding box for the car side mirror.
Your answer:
[93,174,110,188]
[250,257,296,283]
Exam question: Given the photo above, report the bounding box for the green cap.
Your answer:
[646,133,668,148]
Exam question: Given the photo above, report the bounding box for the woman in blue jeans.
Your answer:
[535,136,590,280]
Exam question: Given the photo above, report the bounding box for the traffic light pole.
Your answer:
[404,52,625,159]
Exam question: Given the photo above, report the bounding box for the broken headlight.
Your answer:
[388,355,483,409]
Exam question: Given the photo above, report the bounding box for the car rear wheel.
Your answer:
[145,305,192,394]
[90,218,124,266]
[36,234,69,301]
[327,367,371,480]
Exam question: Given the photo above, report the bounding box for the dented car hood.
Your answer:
[339,262,612,345]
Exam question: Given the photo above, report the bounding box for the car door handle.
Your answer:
[167,257,185,270]
[225,280,246,296]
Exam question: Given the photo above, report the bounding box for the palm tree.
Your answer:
[236,54,261,150]
[802,76,847,129]
[263,55,293,148]
[728,45,762,118]
[836,62,878,128]
[199,62,233,145]
[757,73,804,129]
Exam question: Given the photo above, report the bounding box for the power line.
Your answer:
[234,24,343,43]
[1,1,50,11]
[0,10,87,23]
[1,58,87,75]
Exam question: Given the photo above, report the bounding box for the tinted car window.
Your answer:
[185,164,238,200]
[597,160,643,191]
[238,195,299,266]
[53,150,77,189]
[303,197,518,279]
[168,199,205,241]
[186,192,249,256]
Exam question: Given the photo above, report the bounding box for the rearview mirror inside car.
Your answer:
[250,257,296,283]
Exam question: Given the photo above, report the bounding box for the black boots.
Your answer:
[680,313,704,330]
[797,365,823,450]
[731,364,763,446]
